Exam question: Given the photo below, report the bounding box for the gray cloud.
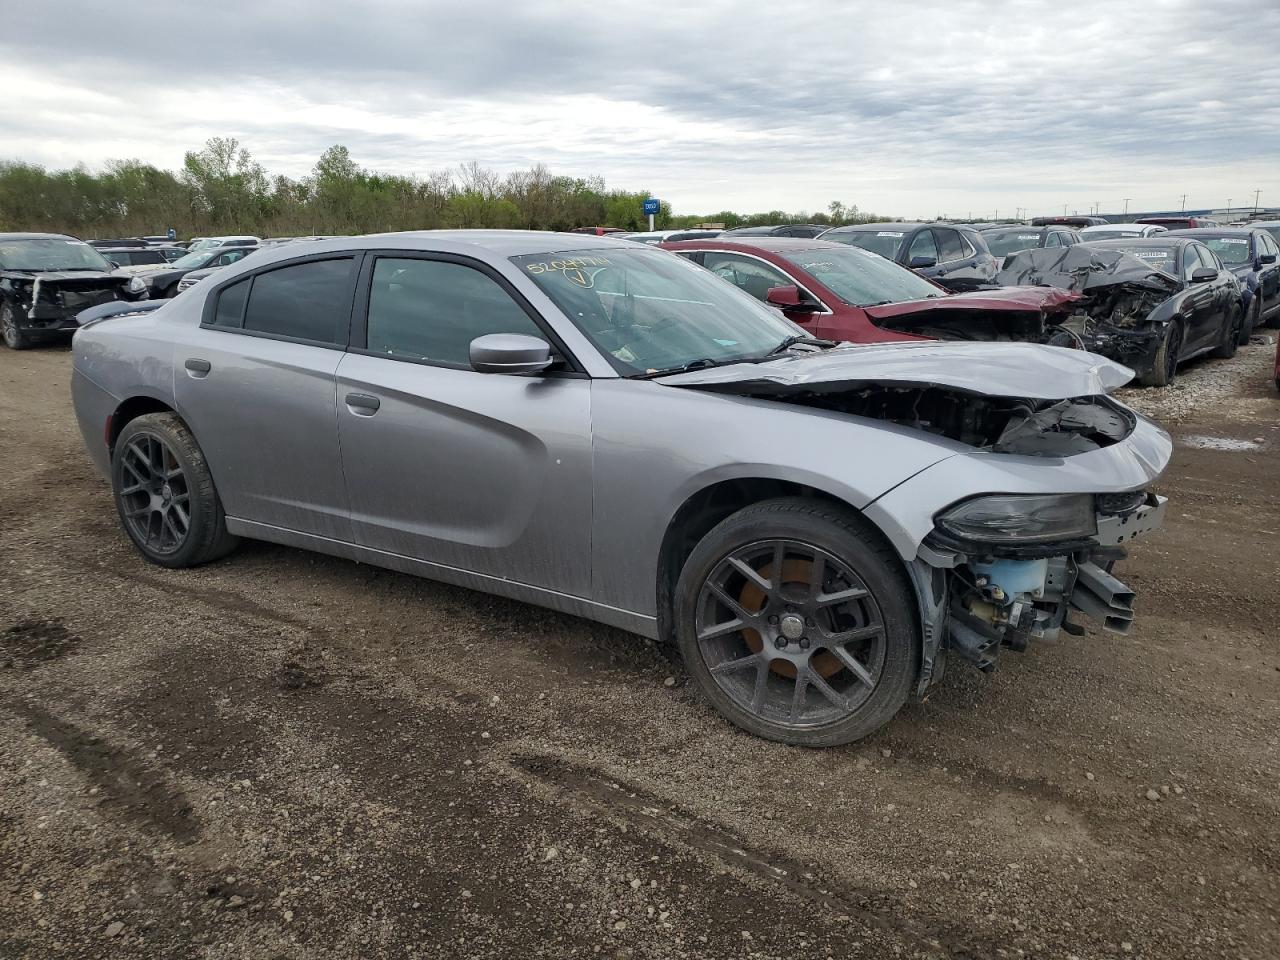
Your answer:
[1,0,1277,216]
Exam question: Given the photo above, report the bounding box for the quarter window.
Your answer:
[241,258,355,344]
[365,258,544,366]
[700,252,793,303]
[212,278,248,328]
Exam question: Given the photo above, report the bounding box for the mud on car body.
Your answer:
[70,231,1170,746]
[0,233,148,350]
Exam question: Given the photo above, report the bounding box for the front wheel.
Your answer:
[1242,297,1261,345]
[1139,320,1183,387]
[674,498,918,747]
[1,301,31,350]
[111,412,239,568]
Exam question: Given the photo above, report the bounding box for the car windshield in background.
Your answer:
[822,230,907,258]
[1107,244,1179,274]
[780,245,942,306]
[0,237,112,272]
[1201,237,1251,265]
[170,250,218,269]
[983,229,1046,258]
[511,248,799,376]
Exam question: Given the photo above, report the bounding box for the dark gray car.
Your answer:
[71,231,1170,745]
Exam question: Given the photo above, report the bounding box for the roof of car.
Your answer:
[1162,227,1257,238]
[661,237,845,255]
[1085,237,1194,247]
[823,222,927,232]
[0,232,79,242]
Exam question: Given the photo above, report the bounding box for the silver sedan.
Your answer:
[70,231,1171,745]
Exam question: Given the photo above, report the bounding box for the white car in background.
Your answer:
[186,235,262,253]
[1079,224,1169,241]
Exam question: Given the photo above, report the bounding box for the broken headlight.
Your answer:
[126,276,148,295]
[937,494,1096,544]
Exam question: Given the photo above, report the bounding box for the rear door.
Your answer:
[1257,233,1280,318]
[173,254,358,540]
[334,253,593,596]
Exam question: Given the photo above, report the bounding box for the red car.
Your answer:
[661,237,1079,344]
[1135,216,1219,230]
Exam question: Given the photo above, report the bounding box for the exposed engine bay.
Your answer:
[777,385,1133,456]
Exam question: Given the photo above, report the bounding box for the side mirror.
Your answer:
[1259,253,1277,265]
[908,256,937,269]
[107,260,121,269]
[1190,267,1217,283]
[765,284,820,313]
[469,333,553,375]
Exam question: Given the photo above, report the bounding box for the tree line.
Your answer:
[0,137,884,239]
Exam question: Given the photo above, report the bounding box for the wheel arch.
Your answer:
[654,476,913,644]
[108,395,180,456]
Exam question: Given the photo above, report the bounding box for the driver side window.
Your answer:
[701,252,793,303]
[907,230,938,261]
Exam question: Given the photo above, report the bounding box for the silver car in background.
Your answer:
[70,231,1170,745]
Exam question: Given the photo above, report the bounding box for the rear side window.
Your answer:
[242,258,355,344]
[364,258,544,366]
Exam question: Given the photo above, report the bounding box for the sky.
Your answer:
[2,0,1278,220]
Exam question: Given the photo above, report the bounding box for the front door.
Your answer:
[335,253,593,597]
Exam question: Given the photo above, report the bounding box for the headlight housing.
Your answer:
[126,275,148,295]
[937,494,1096,544]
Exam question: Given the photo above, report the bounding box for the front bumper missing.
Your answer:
[913,494,1167,690]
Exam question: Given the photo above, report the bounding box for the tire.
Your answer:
[1,301,31,350]
[673,497,918,747]
[1242,297,1260,345]
[1210,303,1242,359]
[111,412,239,568]
[1138,319,1183,387]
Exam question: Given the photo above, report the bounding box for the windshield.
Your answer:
[1201,237,1251,266]
[511,248,801,375]
[170,249,217,269]
[0,237,112,272]
[780,245,941,306]
[1105,244,1179,274]
[822,229,906,259]
[983,229,1046,258]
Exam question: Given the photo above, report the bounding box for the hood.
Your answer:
[659,340,1133,400]
[0,268,128,284]
[863,285,1080,321]
[997,246,1180,295]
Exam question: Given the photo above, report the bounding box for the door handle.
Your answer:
[184,358,211,377]
[344,393,381,416]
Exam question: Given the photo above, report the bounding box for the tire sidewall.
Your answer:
[674,502,918,747]
[1,301,25,350]
[111,416,218,569]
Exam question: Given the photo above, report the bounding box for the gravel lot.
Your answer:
[1,341,1277,960]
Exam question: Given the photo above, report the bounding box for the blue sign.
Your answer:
[643,198,660,216]
[167,227,177,240]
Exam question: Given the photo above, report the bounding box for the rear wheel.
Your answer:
[674,498,918,746]
[1,301,31,350]
[1242,297,1261,345]
[1139,319,1183,387]
[111,413,239,568]
[1210,303,1242,359]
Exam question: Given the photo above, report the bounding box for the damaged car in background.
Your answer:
[997,240,1244,386]
[71,231,1169,746]
[0,233,149,350]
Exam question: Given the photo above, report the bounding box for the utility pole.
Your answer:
[1063,203,1068,215]
[1123,198,1131,215]
[1254,189,1261,215]
[1227,198,1232,216]
[1180,194,1187,211]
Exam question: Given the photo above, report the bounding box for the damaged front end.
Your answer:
[1,270,147,340]
[863,248,1182,376]
[917,490,1165,679]
[663,340,1171,693]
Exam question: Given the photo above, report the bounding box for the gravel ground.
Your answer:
[0,341,1277,959]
